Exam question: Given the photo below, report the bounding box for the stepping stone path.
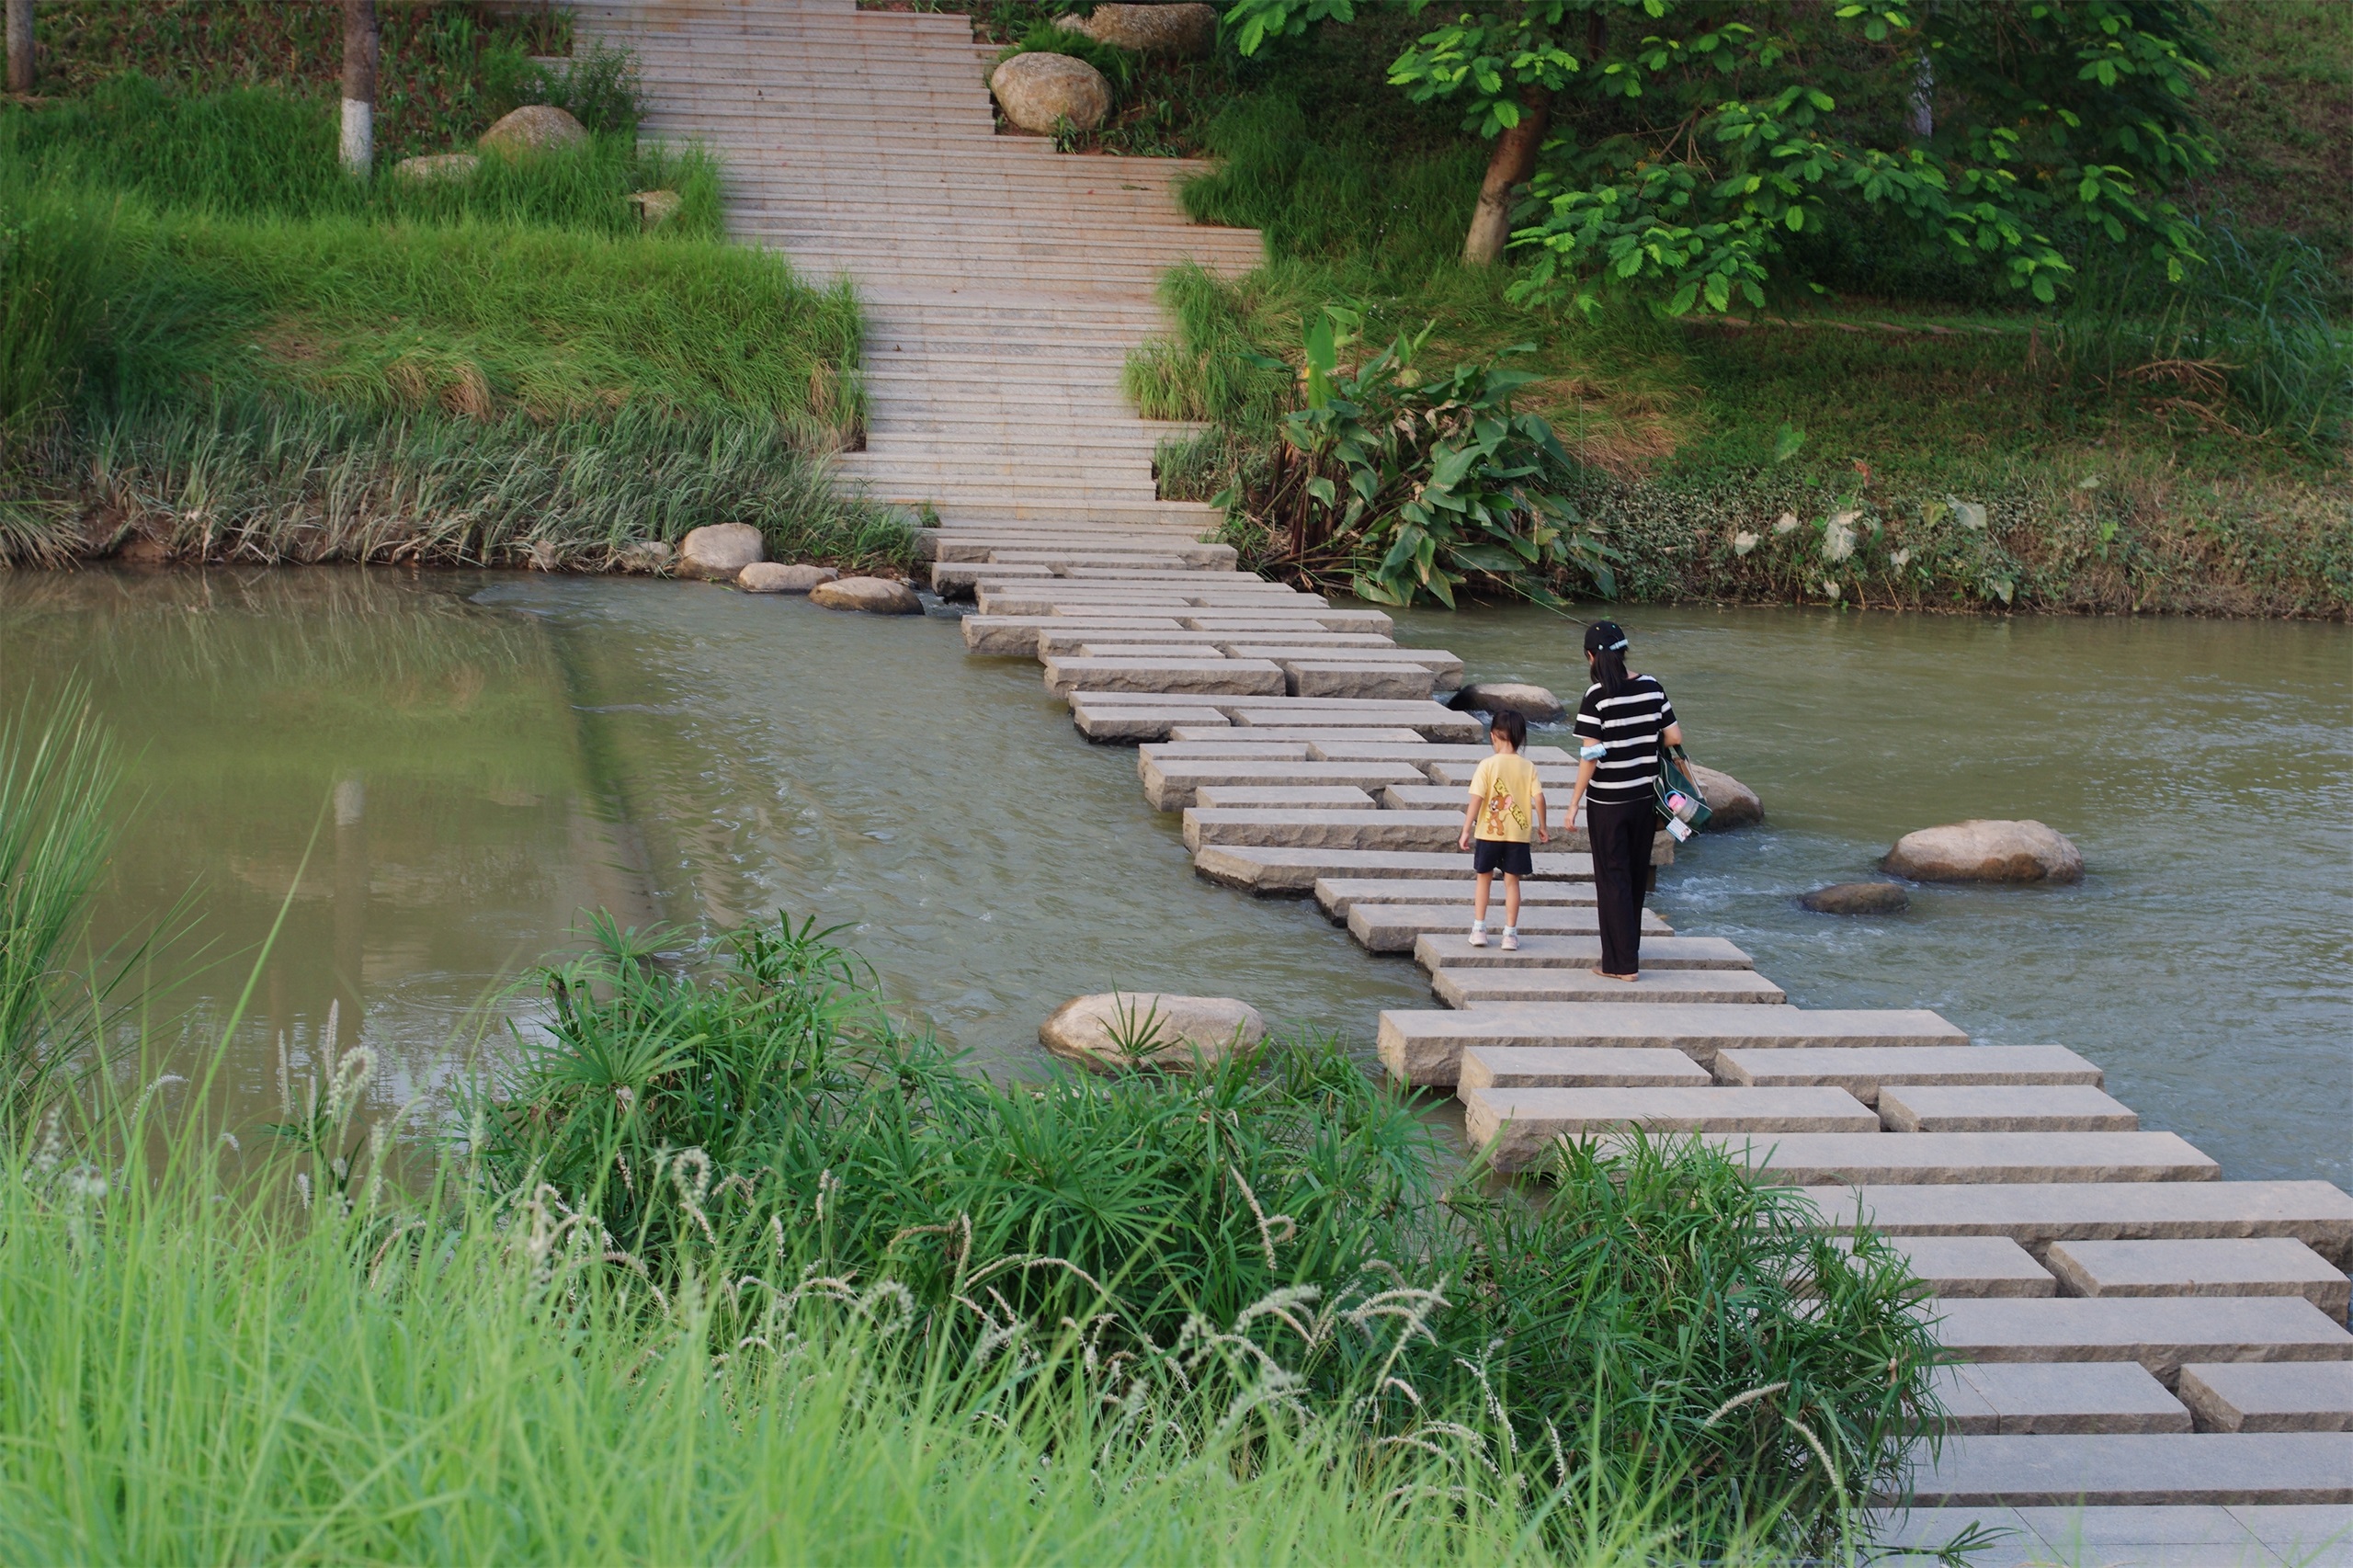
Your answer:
[593,0,2353,1528]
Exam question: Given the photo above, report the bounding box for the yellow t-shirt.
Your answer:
[1468,754,1541,843]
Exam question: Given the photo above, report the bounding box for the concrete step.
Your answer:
[1847,1234,2059,1298]
[1190,786,1377,811]
[1375,1004,1971,1085]
[938,561,1187,592]
[1197,848,1598,897]
[1880,1085,2142,1132]
[1044,657,1289,699]
[1928,1296,2353,1381]
[1182,808,1472,854]
[1464,1085,1881,1168]
[1314,875,1597,918]
[1720,1131,2221,1187]
[1808,1183,2353,1268]
[1349,903,1670,957]
[1715,1045,2106,1105]
[1073,701,1237,742]
[1186,613,1400,634]
[1457,1046,1711,1091]
[1878,1494,2353,1555]
[1141,760,1429,811]
[1419,760,1594,788]
[2045,1240,2350,1316]
[1140,741,1319,764]
[1309,741,1572,767]
[2179,1361,2353,1432]
[1933,1362,2194,1436]
[1432,966,1790,1008]
[963,615,1188,654]
[1171,725,1430,745]
[1223,644,1465,679]
[1415,933,1753,971]
[1059,632,1400,658]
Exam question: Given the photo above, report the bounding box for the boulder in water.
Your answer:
[990,52,1112,134]
[810,575,923,615]
[1883,820,2083,883]
[677,523,765,581]
[738,562,838,595]
[1040,992,1266,1073]
[479,104,588,157]
[1055,3,1217,56]
[1801,881,1909,915]
[1450,681,1565,724]
[1691,764,1763,830]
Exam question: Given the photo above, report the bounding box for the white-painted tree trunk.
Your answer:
[340,97,374,176]
[341,0,378,176]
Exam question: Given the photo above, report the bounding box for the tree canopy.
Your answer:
[1223,0,2220,312]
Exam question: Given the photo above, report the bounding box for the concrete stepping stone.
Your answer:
[937,558,1189,591]
[1138,741,1313,765]
[1281,662,1438,700]
[1431,966,1789,1007]
[1900,1432,2353,1506]
[1718,1131,2221,1187]
[1047,631,1397,654]
[1072,701,1230,741]
[1181,611,1394,632]
[1881,1084,2142,1132]
[1181,807,1470,854]
[1928,1296,2353,1380]
[1420,760,1589,786]
[2045,1240,2350,1317]
[1349,904,1666,956]
[1381,783,1584,813]
[1414,933,1752,971]
[1226,707,1484,742]
[961,614,1187,653]
[1313,877,1599,917]
[2179,1361,2353,1431]
[1716,1045,2104,1105]
[1810,1182,2353,1267]
[1933,1362,2194,1434]
[1465,1085,1880,1167]
[1457,1046,1711,1091]
[1309,742,1574,765]
[1142,760,1427,810]
[1195,846,1597,895]
[1190,786,1379,811]
[1835,1234,2058,1298]
[1169,725,1430,744]
[1041,655,1288,698]
[1376,1003,1968,1085]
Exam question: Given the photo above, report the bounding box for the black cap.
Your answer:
[1584,620,1629,653]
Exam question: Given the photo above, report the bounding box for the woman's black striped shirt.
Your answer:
[1573,676,1677,804]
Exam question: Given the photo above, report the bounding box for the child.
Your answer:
[1457,709,1548,949]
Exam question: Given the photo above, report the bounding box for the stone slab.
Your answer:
[1897,1433,2353,1507]
[2046,1240,2350,1317]
[1719,1132,2222,1187]
[1420,761,1589,787]
[1929,1296,2353,1380]
[1465,1085,1880,1168]
[1168,726,1429,744]
[1226,642,1461,671]
[1181,808,1468,854]
[1137,742,1313,767]
[1836,1234,2058,1298]
[1351,905,1672,957]
[1230,708,1483,742]
[1281,662,1438,700]
[1042,630,1396,654]
[1144,762,1424,809]
[1181,611,1393,632]
[1715,1046,2104,1105]
[2180,1362,2353,1432]
[1189,786,1377,811]
[1307,742,1574,766]
[1457,1046,1711,1091]
[1813,1184,2353,1269]
[1313,877,1598,918]
[961,615,1185,653]
[1376,1004,1967,1085]
[1196,846,1595,895]
[1072,702,1228,742]
[1041,656,1288,698]
[1881,1085,2141,1133]
[1433,967,1787,1007]
[1944,1361,2195,1435]
[1414,933,1753,971]
[2024,1502,2339,1555]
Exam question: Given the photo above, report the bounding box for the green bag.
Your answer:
[1655,744,1712,834]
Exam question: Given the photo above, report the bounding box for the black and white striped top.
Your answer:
[1573,676,1677,805]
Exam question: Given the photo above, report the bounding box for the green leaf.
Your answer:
[1771,423,1806,463]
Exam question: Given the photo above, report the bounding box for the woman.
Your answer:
[1563,620,1683,982]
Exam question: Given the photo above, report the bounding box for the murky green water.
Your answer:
[5,570,2344,1186]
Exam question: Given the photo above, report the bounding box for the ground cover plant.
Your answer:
[0,7,909,574]
[0,691,1954,1562]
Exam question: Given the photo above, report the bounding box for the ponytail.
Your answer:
[1584,619,1633,702]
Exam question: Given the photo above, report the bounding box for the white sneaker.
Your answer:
[1467,926,1488,948]
[1500,931,1518,950]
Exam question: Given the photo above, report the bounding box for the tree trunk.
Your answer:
[6,0,34,95]
[1461,87,1551,267]
[340,0,379,176]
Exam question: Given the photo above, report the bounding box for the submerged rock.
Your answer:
[1450,681,1565,724]
[1690,764,1764,830]
[1040,992,1267,1073]
[620,540,674,573]
[479,104,588,157]
[738,562,838,595]
[810,575,923,614]
[393,152,480,184]
[677,523,765,581]
[1801,881,1910,915]
[990,52,1112,134]
[1884,819,2083,883]
[1055,3,1216,56]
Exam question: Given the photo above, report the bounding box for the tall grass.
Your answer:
[0,184,113,439]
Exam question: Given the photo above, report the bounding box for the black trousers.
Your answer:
[1586,798,1657,976]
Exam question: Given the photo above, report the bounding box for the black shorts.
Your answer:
[1472,839,1533,876]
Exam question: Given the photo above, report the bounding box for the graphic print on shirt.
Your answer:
[1481,788,1520,838]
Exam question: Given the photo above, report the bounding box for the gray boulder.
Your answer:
[677,523,765,581]
[1883,819,2084,884]
[737,562,839,595]
[393,153,480,184]
[1691,764,1764,830]
[1055,3,1217,56]
[990,51,1113,134]
[1040,992,1267,1073]
[810,575,923,615]
[1451,681,1565,724]
[1801,881,1910,915]
[480,104,588,157]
